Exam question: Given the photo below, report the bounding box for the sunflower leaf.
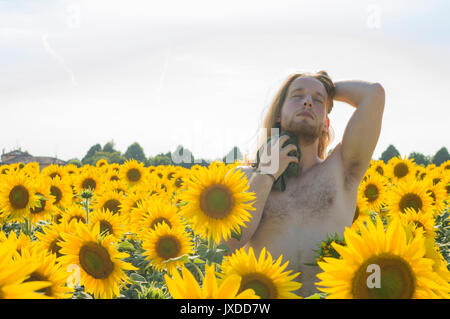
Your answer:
[130,273,147,284]
[162,254,190,264]
[190,257,205,264]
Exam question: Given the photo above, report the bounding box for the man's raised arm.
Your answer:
[334,80,386,185]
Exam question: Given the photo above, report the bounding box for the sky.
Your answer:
[1,0,449,162]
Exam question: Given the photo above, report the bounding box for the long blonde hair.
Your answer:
[246,71,335,166]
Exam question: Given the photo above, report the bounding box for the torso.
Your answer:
[245,143,360,297]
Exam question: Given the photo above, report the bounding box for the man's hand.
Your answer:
[257,135,299,180]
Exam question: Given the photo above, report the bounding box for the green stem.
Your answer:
[84,199,90,224]
[23,217,32,237]
[190,262,205,283]
[207,235,215,267]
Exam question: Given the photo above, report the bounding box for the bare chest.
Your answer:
[248,157,357,262]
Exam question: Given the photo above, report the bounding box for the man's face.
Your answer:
[279,76,329,144]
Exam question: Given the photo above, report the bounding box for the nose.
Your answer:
[302,95,313,108]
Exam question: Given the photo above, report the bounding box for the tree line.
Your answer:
[66,140,449,168]
[380,145,449,166]
[66,140,244,168]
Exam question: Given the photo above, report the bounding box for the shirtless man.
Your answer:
[225,71,386,297]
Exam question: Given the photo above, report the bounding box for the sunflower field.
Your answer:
[0,156,449,299]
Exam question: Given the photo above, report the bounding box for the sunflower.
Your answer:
[179,164,256,244]
[95,158,109,170]
[18,247,73,298]
[48,176,73,209]
[415,166,428,181]
[58,222,137,299]
[358,173,388,213]
[73,166,104,195]
[387,156,416,183]
[63,163,79,177]
[22,162,40,178]
[133,197,184,234]
[397,207,436,239]
[165,264,259,299]
[440,159,450,171]
[0,171,40,222]
[29,177,57,224]
[141,223,193,274]
[105,170,122,184]
[42,164,68,181]
[315,216,447,298]
[92,190,124,215]
[101,179,129,196]
[352,195,370,225]
[423,176,447,214]
[3,230,33,257]
[0,240,52,299]
[120,187,156,225]
[369,160,386,177]
[120,159,147,187]
[35,220,75,258]
[219,246,302,299]
[385,177,434,216]
[61,204,87,225]
[89,208,127,240]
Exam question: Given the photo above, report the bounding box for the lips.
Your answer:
[296,111,314,119]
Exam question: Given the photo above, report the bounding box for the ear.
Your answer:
[323,117,330,133]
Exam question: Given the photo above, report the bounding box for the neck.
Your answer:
[297,137,322,173]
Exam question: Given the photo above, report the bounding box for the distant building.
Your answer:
[1,149,66,170]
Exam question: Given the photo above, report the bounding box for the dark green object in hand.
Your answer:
[255,130,301,192]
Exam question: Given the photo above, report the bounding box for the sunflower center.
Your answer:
[150,218,172,230]
[167,172,175,180]
[49,172,61,179]
[82,178,97,190]
[49,238,63,258]
[399,193,423,213]
[132,199,143,209]
[364,184,379,202]
[50,186,62,205]
[199,184,235,219]
[375,166,384,175]
[127,169,141,182]
[175,177,184,188]
[420,173,427,180]
[240,273,278,299]
[69,215,86,224]
[103,199,121,214]
[351,253,415,299]
[54,214,63,224]
[353,206,360,223]
[427,190,436,204]
[413,221,425,230]
[432,178,441,186]
[24,271,52,296]
[100,220,114,235]
[79,242,114,279]
[393,163,409,179]
[155,235,181,260]
[9,185,30,209]
[30,198,46,214]
[110,175,119,182]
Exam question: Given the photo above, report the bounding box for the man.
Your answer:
[225,71,386,297]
